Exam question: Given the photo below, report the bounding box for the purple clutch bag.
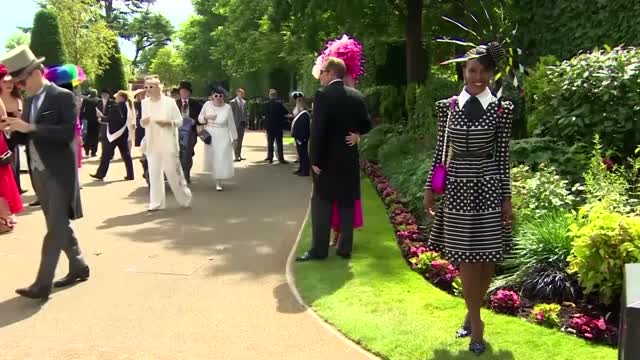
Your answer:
[430,97,457,195]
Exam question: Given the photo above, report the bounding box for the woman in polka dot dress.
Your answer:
[423,42,514,356]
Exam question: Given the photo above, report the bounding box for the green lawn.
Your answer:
[294,179,617,360]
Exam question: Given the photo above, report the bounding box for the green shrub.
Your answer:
[583,135,637,214]
[495,211,579,303]
[410,71,459,139]
[568,205,640,305]
[377,134,433,215]
[360,124,397,161]
[30,9,67,66]
[511,165,577,221]
[362,86,405,124]
[527,46,640,159]
[530,303,562,328]
[523,56,559,134]
[510,137,589,182]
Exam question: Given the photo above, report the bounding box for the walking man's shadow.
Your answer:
[0,296,45,328]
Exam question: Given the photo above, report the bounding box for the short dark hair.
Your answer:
[324,57,346,79]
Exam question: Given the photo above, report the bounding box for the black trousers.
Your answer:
[310,194,355,258]
[266,130,285,161]
[84,127,99,156]
[295,140,310,175]
[179,129,197,182]
[95,135,134,179]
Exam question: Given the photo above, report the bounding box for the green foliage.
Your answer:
[530,303,562,328]
[363,86,405,124]
[497,211,576,293]
[523,55,559,134]
[149,46,185,89]
[511,165,577,221]
[409,70,459,138]
[30,9,67,66]
[48,0,118,80]
[4,31,30,52]
[95,39,127,93]
[377,133,433,215]
[583,135,637,214]
[568,205,640,305]
[409,251,442,274]
[510,137,589,182]
[527,47,640,159]
[360,124,396,161]
[513,0,640,61]
[121,11,174,69]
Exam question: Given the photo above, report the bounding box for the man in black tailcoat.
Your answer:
[262,89,289,164]
[297,57,372,262]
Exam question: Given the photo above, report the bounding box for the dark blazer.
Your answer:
[291,110,311,141]
[80,96,100,133]
[134,100,145,146]
[311,81,372,204]
[263,99,288,132]
[176,97,204,131]
[17,83,82,219]
[106,102,128,138]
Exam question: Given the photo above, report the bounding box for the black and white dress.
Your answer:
[427,87,514,263]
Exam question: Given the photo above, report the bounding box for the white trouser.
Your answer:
[147,151,192,210]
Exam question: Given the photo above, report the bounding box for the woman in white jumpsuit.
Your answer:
[198,87,238,191]
[140,76,192,210]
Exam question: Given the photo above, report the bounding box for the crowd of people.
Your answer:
[0,29,515,356]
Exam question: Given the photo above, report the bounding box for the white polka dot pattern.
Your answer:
[426,97,514,263]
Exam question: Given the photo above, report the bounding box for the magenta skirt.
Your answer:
[331,199,364,231]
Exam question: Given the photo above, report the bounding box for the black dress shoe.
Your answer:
[278,160,289,164]
[234,158,241,162]
[16,285,51,299]
[124,176,134,181]
[19,189,28,195]
[90,174,104,180]
[29,200,41,207]
[296,252,326,262]
[336,251,351,259]
[54,266,90,288]
[240,157,246,161]
[264,159,273,164]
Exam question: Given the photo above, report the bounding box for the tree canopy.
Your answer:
[30,9,67,66]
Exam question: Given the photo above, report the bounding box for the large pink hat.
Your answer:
[312,34,365,82]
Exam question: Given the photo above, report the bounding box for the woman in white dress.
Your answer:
[198,86,238,191]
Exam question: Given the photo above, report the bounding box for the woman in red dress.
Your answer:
[0,76,24,233]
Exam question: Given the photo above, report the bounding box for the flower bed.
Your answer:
[361,159,619,346]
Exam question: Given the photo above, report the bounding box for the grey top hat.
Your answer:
[0,45,46,80]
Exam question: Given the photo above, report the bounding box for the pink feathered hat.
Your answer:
[312,34,365,82]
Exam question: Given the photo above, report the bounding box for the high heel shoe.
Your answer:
[469,341,486,356]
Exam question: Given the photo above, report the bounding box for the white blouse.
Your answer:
[140,96,183,154]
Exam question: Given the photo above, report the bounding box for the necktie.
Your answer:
[463,96,485,122]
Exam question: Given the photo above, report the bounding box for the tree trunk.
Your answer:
[405,0,425,84]
[103,0,114,24]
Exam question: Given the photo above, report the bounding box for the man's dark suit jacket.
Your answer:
[311,80,372,204]
[263,99,288,132]
[175,97,204,132]
[80,95,101,136]
[16,83,82,219]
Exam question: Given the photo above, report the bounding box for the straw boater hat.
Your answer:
[0,45,46,81]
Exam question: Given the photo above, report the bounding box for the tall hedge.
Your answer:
[30,9,67,66]
[95,39,127,93]
[514,1,640,62]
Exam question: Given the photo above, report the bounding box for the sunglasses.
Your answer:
[213,94,224,98]
[144,85,157,89]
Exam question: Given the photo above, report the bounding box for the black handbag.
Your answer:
[0,150,13,166]
[198,129,212,145]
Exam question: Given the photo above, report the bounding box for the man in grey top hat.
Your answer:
[1,45,89,299]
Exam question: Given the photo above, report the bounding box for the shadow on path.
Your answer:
[0,296,44,329]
